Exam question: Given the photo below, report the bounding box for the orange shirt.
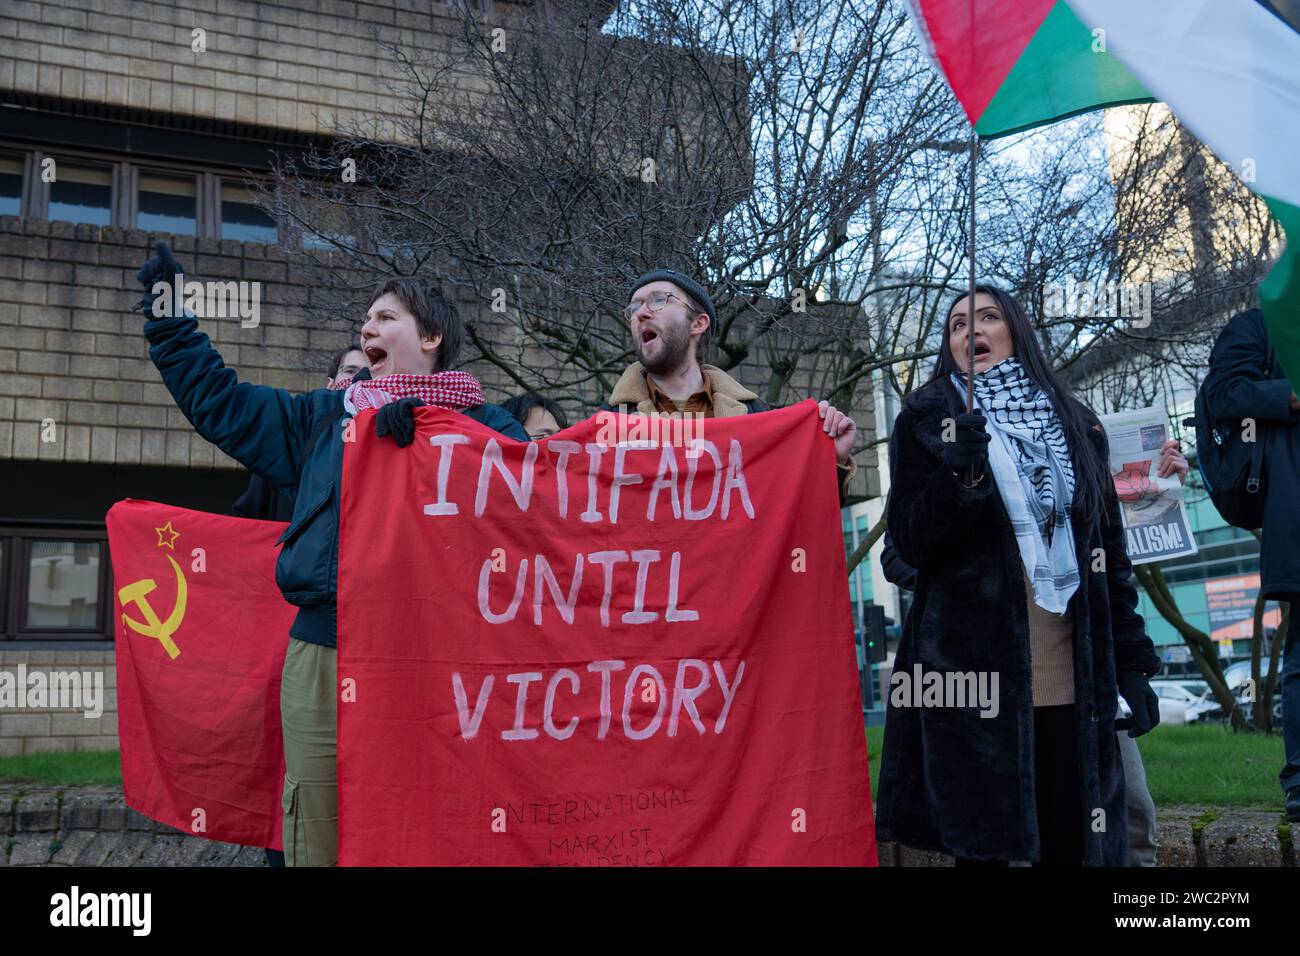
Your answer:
[645,371,716,417]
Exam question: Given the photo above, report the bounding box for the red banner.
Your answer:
[337,402,876,866]
[107,500,292,850]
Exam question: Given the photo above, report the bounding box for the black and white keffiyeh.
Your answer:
[952,358,1079,615]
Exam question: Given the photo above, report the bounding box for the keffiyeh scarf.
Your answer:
[952,358,1079,615]
[332,371,484,414]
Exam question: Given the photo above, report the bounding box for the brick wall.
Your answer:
[2,0,504,142]
[0,650,117,756]
[0,215,359,470]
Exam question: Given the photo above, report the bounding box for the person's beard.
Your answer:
[636,318,692,376]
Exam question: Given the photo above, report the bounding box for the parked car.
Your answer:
[1149,680,1218,724]
[1222,660,1284,725]
[1223,659,1278,692]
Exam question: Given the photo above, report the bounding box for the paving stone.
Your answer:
[75,831,126,867]
[15,793,60,832]
[137,835,186,867]
[231,844,271,867]
[62,793,102,830]
[102,831,157,867]
[173,835,215,867]
[8,834,55,865]
[48,829,98,865]
[97,795,129,831]
[5,784,1292,866]
[1155,806,1201,867]
[1201,810,1283,867]
[197,841,244,867]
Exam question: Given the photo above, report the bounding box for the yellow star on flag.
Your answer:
[155,521,181,550]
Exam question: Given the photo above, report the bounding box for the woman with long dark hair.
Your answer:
[875,284,1162,866]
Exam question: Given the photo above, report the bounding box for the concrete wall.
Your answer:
[2,0,495,141]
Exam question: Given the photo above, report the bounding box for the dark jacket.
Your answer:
[1201,309,1300,602]
[879,529,917,592]
[144,310,528,648]
[875,376,1160,865]
[232,473,297,522]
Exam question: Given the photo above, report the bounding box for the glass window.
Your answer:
[48,163,113,226]
[300,202,355,251]
[138,173,197,235]
[221,182,277,243]
[26,540,101,629]
[0,155,22,216]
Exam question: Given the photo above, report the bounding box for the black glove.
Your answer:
[375,397,426,448]
[942,410,990,473]
[132,241,186,315]
[1115,669,1160,737]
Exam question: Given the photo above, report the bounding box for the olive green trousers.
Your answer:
[279,639,338,867]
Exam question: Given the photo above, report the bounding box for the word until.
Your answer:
[478,549,697,627]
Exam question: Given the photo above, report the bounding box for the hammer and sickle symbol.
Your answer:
[119,554,189,659]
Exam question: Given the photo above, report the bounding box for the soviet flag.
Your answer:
[107,499,294,849]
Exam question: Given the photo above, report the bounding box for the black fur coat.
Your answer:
[875,376,1160,865]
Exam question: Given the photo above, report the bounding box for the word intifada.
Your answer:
[452,659,747,743]
[421,435,757,524]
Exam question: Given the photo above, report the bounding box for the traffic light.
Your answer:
[862,603,887,663]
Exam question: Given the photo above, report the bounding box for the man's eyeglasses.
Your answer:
[622,291,698,323]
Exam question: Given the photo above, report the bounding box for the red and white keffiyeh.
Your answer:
[333,371,485,413]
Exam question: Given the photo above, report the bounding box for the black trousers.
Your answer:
[955,704,1084,867]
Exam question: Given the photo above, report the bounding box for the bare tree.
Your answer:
[263,0,967,417]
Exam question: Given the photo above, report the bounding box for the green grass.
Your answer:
[1,722,1288,811]
[867,721,1286,810]
[1136,723,1284,809]
[0,751,123,787]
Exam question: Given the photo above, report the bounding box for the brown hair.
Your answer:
[366,277,464,372]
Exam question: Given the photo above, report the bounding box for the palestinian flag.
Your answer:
[905,0,1300,391]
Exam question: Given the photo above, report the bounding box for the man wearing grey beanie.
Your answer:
[607,269,858,501]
